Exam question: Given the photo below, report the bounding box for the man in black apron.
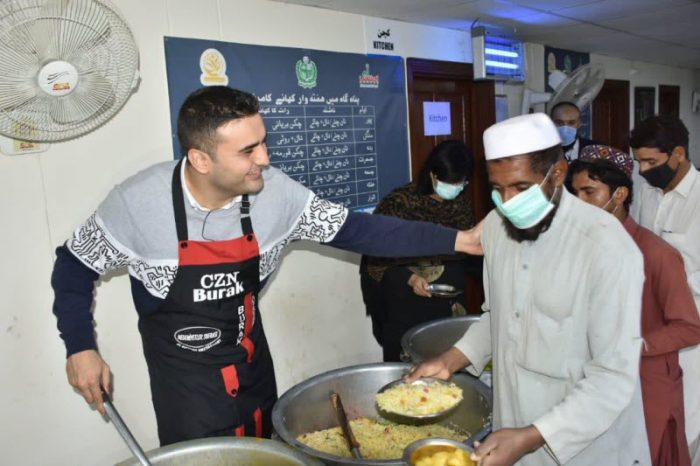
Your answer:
[139,165,274,443]
[52,86,484,446]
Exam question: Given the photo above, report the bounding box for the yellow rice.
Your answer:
[297,417,468,460]
[376,381,463,416]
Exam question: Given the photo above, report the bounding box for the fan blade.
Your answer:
[49,73,114,124]
[0,80,37,111]
[0,106,48,142]
[0,12,42,68]
[58,0,112,62]
[30,0,64,60]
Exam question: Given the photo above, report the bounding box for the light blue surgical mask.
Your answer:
[434,180,465,200]
[601,188,620,214]
[491,166,556,229]
[557,125,578,146]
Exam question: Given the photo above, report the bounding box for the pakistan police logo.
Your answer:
[296,56,317,89]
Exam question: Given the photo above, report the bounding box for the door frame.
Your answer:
[406,58,495,221]
[406,58,494,314]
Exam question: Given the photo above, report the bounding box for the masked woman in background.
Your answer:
[360,140,476,362]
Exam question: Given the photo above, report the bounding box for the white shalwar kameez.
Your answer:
[456,189,651,465]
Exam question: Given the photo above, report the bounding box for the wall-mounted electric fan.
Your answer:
[521,63,605,115]
[0,0,139,143]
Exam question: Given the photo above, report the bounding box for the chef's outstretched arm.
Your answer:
[321,209,483,257]
[455,218,484,255]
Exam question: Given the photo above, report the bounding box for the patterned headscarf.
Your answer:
[579,144,634,178]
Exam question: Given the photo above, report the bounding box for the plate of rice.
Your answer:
[376,377,463,422]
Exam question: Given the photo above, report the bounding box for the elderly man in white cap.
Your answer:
[408,113,651,466]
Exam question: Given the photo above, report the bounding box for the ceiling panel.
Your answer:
[511,12,579,27]
[556,0,695,21]
[499,0,604,12]
[597,3,700,31]
[320,0,470,18]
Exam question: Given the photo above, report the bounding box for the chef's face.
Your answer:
[209,114,270,196]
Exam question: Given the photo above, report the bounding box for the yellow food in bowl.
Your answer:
[412,446,475,466]
[297,417,468,459]
[377,381,463,416]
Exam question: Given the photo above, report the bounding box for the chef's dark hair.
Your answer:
[177,86,260,159]
[415,140,474,195]
[629,114,689,159]
[570,158,633,213]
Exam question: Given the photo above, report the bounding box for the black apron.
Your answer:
[138,160,277,446]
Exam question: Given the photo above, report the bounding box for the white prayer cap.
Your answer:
[483,113,561,161]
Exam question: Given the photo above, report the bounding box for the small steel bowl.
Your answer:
[376,377,463,424]
[402,438,475,466]
[426,284,463,298]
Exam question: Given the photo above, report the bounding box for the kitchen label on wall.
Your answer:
[423,101,451,136]
[364,17,402,56]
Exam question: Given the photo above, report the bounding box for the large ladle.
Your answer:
[101,389,153,466]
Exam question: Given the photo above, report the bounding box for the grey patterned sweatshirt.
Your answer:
[51,159,459,356]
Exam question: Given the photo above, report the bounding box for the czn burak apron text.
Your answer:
[138,160,276,445]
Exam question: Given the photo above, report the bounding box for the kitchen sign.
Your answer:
[423,101,451,136]
[364,17,402,56]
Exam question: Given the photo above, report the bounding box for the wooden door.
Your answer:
[406,59,494,220]
[592,79,630,150]
[406,58,495,315]
[659,85,680,117]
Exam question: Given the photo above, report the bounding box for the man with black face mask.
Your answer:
[408,113,651,466]
[631,114,700,464]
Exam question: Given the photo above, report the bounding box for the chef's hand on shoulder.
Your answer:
[471,426,544,466]
[455,219,484,256]
[66,349,111,415]
[405,347,470,383]
[408,274,432,298]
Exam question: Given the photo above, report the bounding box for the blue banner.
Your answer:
[164,37,409,211]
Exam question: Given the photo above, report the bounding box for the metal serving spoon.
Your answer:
[101,389,153,466]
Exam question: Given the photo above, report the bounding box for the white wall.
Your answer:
[2,1,699,465]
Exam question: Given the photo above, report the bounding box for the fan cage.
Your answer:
[0,0,139,142]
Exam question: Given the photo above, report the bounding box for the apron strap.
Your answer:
[172,160,255,240]
[172,159,189,242]
[241,194,253,236]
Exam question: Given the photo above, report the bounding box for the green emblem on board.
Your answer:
[296,56,317,89]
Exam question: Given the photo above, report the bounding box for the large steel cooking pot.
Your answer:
[272,362,492,466]
[401,316,480,363]
[115,437,324,466]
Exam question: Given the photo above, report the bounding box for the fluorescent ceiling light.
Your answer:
[485,60,519,70]
[485,48,518,58]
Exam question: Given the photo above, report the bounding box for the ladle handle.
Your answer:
[330,392,363,459]
[102,389,153,466]
[467,421,492,449]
